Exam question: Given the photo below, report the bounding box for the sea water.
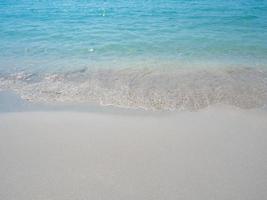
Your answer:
[0,0,267,110]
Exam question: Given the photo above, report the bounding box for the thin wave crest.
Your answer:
[1,67,267,111]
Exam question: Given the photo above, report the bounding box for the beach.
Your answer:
[0,93,267,199]
[1,0,267,199]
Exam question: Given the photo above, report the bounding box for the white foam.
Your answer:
[1,67,267,111]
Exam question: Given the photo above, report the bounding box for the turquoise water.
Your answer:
[0,0,267,110]
[1,0,267,72]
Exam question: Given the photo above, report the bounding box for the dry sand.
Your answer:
[0,106,267,199]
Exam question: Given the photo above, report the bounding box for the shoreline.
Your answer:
[1,90,267,115]
[1,66,267,112]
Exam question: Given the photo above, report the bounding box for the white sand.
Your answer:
[0,106,267,200]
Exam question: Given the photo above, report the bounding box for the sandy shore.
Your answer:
[0,104,267,200]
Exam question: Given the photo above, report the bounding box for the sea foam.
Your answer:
[1,67,267,111]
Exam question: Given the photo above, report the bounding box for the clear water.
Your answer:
[0,0,267,110]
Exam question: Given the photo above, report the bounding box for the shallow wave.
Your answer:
[1,67,267,111]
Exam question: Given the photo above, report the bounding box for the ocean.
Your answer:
[0,0,267,110]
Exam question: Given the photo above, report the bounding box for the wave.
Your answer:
[1,67,267,111]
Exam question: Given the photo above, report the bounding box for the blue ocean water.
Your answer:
[0,0,267,110]
[1,0,267,72]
